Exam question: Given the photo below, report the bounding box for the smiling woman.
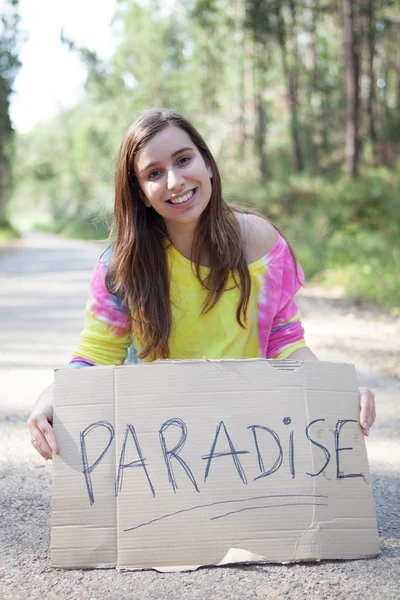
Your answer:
[106,108,255,361]
[27,107,376,462]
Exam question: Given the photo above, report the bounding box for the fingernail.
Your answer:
[363,422,368,429]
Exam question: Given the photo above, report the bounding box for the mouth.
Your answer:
[166,188,196,205]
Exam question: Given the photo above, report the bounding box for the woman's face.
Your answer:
[133,125,213,233]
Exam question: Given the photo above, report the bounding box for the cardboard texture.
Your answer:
[51,359,379,570]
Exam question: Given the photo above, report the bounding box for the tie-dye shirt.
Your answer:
[70,235,306,367]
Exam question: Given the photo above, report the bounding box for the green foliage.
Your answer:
[224,164,400,309]
[58,212,111,241]
[0,216,18,244]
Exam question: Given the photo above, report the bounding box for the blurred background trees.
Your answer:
[0,0,21,227]
[4,0,400,309]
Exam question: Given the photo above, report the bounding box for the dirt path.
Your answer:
[0,232,399,600]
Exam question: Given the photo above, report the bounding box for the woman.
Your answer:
[28,108,376,460]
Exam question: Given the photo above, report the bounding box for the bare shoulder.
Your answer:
[237,212,279,263]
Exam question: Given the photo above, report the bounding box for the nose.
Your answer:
[167,168,184,191]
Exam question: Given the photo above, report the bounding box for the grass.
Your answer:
[298,229,400,313]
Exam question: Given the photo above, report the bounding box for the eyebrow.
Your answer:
[140,147,194,173]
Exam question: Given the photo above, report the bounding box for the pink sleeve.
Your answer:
[267,239,305,358]
[258,236,306,358]
[71,249,132,366]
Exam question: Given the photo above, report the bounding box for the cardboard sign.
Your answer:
[51,359,379,570]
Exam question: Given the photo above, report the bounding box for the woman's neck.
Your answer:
[165,222,196,261]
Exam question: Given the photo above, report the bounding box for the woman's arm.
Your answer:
[286,347,318,361]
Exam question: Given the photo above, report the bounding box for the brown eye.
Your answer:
[148,170,162,180]
[177,156,191,166]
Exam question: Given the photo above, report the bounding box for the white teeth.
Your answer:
[169,189,195,205]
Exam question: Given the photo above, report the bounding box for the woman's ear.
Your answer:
[207,164,213,179]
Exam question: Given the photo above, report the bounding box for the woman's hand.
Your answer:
[27,383,59,460]
[359,386,376,436]
[287,348,376,437]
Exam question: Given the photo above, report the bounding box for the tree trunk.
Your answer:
[254,90,269,182]
[343,0,361,178]
[253,44,269,182]
[307,0,321,170]
[366,0,379,164]
[0,157,9,223]
[397,28,400,110]
[310,0,319,92]
[237,0,246,160]
[0,76,12,223]
[276,3,304,173]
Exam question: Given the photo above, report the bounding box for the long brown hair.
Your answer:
[106,108,251,360]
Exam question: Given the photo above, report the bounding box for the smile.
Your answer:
[167,189,196,205]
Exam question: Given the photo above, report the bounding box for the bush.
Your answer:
[0,219,19,244]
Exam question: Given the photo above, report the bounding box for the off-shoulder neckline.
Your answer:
[167,234,285,271]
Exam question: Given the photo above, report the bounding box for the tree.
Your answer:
[364,0,379,164]
[245,0,272,180]
[274,0,304,173]
[343,0,361,178]
[0,0,22,222]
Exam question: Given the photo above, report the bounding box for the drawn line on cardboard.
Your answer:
[210,502,329,521]
[124,494,329,532]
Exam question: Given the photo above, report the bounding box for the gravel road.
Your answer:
[0,232,399,600]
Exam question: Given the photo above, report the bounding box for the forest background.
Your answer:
[1,0,399,311]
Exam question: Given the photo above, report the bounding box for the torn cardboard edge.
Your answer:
[118,544,380,572]
[51,359,380,571]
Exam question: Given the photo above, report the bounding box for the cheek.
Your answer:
[138,184,154,208]
[203,173,212,197]
[142,181,161,200]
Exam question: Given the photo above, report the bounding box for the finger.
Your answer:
[38,418,59,454]
[359,389,375,435]
[364,406,376,431]
[29,415,59,455]
[360,405,370,433]
[30,427,52,460]
[28,415,57,459]
[371,403,376,426]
